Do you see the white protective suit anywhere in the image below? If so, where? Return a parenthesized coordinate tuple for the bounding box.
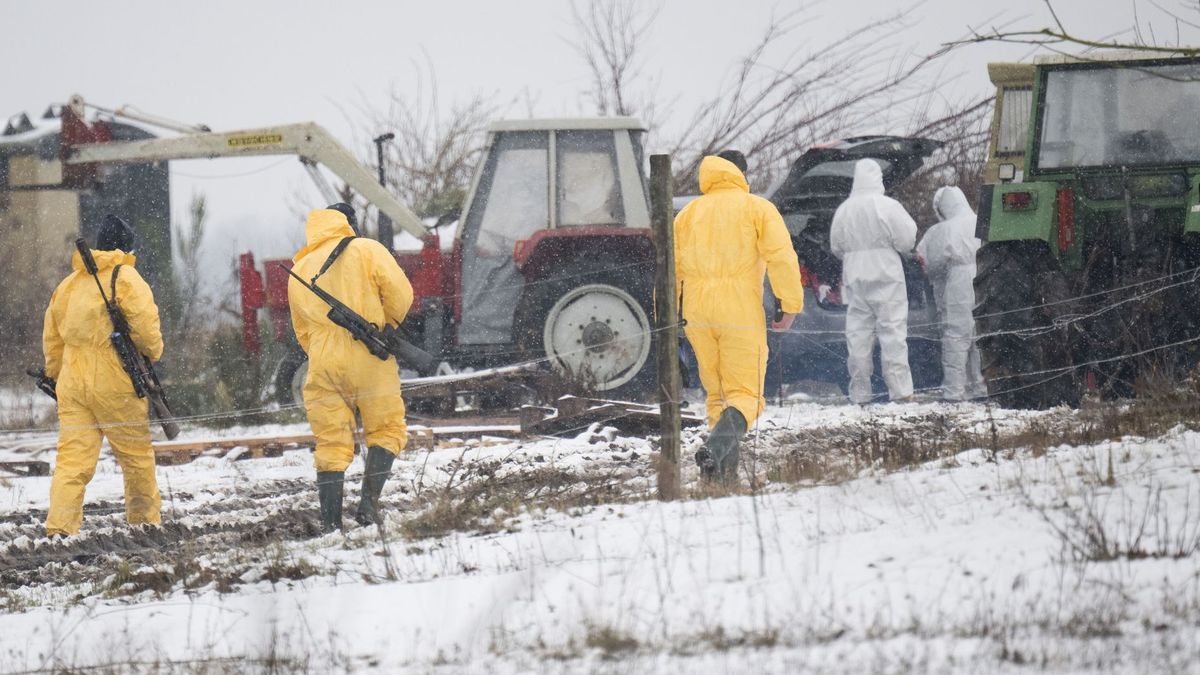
(917, 186, 987, 401)
(830, 159, 917, 403)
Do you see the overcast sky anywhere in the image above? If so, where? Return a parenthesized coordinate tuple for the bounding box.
(1, 0, 1191, 277)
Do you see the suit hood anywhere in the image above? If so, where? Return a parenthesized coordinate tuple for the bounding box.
(698, 155, 750, 195)
(933, 185, 974, 221)
(294, 209, 357, 262)
(71, 249, 136, 273)
(849, 158, 885, 196)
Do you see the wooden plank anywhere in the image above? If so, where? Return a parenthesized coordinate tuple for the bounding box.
(0, 460, 51, 477)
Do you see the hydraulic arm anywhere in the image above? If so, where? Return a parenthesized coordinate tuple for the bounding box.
(54, 95, 427, 241)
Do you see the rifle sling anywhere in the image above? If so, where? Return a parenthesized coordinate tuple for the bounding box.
(311, 236, 357, 286)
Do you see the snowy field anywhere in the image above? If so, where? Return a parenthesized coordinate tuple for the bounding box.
(0, 399, 1198, 673)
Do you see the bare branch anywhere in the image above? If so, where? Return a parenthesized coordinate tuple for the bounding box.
(948, 0, 1200, 55)
(568, 0, 662, 119)
(354, 57, 507, 225)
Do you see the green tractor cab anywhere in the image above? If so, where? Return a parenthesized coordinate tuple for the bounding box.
(976, 52, 1200, 408)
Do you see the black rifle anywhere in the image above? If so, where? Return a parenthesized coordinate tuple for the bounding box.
(75, 239, 180, 440)
(26, 367, 57, 401)
(285, 267, 437, 376)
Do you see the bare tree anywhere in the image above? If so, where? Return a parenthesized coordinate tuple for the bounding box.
(954, 0, 1200, 55)
(568, 1, 981, 193)
(171, 192, 208, 334)
(569, 0, 663, 122)
(357, 59, 505, 226)
(893, 97, 994, 225)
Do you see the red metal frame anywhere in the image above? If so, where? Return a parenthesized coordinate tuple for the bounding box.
(238, 253, 264, 355)
(1056, 187, 1076, 254)
(58, 104, 112, 188)
(512, 227, 650, 270)
(264, 259, 294, 342)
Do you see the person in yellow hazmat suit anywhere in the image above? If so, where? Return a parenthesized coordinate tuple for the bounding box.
(674, 151, 805, 482)
(43, 215, 164, 536)
(288, 203, 414, 533)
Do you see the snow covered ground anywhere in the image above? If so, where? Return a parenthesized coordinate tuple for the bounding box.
(0, 400, 1198, 673)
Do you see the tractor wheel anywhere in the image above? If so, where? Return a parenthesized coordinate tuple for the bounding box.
(974, 242, 1079, 409)
(517, 258, 656, 401)
(274, 347, 308, 407)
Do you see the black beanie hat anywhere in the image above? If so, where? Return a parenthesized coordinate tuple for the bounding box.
(96, 214, 135, 252)
(717, 150, 748, 174)
(326, 202, 358, 230)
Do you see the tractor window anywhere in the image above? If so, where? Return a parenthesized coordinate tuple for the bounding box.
(1037, 61, 1200, 170)
(997, 87, 1032, 156)
(474, 131, 548, 254)
(556, 130, 624, 227)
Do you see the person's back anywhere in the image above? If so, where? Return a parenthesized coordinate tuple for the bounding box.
(917, 186, 985, 401)
(918, 186, 978, 277)
(675, 160, 791, 327)
(289, 211, 411, 359)
(829, 159, 917, 404)
(830, 160, 916, 285)
(288, 205, 414, 532)
(674, 155, 804, 480)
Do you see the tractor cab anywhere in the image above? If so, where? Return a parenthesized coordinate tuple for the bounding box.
(451, 118, 656, 394)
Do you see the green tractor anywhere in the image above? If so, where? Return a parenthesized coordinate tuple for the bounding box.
(976, 52, 1200, 408)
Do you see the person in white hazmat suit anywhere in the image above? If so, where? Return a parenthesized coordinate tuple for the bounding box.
(830, 159, 918, 404)
(917, 185, 987, 401)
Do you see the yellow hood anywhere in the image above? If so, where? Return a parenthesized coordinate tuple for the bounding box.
(71, 248, 136, 273)
(698, 156, 750, 195)
(294, 209, 356, 262)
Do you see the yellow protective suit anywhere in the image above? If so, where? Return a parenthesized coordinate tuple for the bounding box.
(288, 209, 415, 473)
(43, 249, 164, 536)
(674, 156, 805, 427)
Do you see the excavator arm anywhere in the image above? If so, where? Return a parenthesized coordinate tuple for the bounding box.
(57, 96, 427, 239)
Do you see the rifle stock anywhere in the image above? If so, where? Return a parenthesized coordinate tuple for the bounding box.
(26, 368, 57, 401)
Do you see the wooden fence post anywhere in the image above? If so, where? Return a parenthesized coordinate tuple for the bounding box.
(650, 154, 681, 500)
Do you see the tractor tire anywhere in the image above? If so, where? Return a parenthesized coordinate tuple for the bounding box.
(516, 257, 656, 401)
(1169, 233, 1200, 378)
(974, 241, 1080, 409)
(274, 347, 308, 407)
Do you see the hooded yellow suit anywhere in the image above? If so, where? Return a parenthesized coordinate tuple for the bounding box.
(288, 209, 414, 472)
(43, 249, 164, 535)
(674, 156, 805, 426)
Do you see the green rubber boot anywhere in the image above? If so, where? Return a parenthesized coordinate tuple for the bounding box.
(355, 446, 396, 526)
(699, 408, 747, 483)
(317, 471, 344, 534)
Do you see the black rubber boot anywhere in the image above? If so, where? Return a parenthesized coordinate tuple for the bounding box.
(694, 447, 717, 479)
(355, 446, 396, 526)
(701, 408, 747, 483)
(317, 471, 344, 534)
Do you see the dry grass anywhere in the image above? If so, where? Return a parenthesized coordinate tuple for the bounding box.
(583, 623, 641, 658)
(400, 458, 646, 540)
(755, 382, 1200, 489)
